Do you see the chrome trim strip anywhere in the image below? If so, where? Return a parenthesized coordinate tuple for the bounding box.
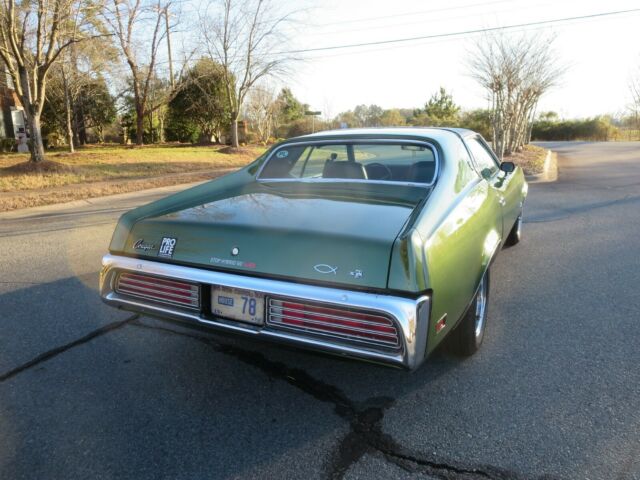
(256, 139, 440, 188)
(266, 322, 400, 350)
(267, 309, 398, 337)
(118, 275, 199, 293)
(117, 283, 199, 301)
(115, 289, 200, 309)
(100, 254, 431, 369)
(267, 312, 399, 341)
(268, 299, 395, 326)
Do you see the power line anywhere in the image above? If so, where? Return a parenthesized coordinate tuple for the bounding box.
(278, 7, 640, 55)
(324, 0, 512, 26)
(304, 0, 555, 38)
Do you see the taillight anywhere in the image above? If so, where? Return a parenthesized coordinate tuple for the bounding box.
(267, 298, 400, 350)
(115, 272, 200, 310)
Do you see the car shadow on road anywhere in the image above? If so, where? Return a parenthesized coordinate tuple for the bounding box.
(0, 273, 465, 480)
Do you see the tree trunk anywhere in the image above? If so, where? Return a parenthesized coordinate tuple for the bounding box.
(230, 115, 239, 148)
(136, 106, 145, 145)
(77, 97, 88, 145)
(62, 70, 75, 153)
(159, 112, 165, 143)
(26, 112, 46, 163)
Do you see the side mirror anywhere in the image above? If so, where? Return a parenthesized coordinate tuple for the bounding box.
(500, 161, 515, 174)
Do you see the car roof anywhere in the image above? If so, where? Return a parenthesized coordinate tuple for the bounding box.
(295, 126, 477, 142)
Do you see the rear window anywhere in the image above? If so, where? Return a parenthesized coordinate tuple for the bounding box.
(259, 142, 437, 184)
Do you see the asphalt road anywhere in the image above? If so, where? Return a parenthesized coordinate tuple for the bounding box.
(1, 142, 639, 480)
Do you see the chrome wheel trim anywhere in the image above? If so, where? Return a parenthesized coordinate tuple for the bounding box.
(474, 275, 488, 339)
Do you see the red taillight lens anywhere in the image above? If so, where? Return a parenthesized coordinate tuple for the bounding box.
(115, 272, 200, 309)
(267, 298, 400, 349)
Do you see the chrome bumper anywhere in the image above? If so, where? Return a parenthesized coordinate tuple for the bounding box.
(100, 254, 430, 370)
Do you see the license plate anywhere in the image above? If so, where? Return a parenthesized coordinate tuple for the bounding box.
(211, 286, 265, 325)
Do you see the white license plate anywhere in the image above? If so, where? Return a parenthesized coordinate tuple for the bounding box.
(211, 286, 265, 325)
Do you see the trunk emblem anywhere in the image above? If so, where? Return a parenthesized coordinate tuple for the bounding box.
(314, 264, 338, 275)
(133, 239, 155, 252)
(350, 269, 363, 279)
(231, 247, 239, 256)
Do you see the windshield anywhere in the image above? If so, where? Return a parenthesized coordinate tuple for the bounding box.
(258, 142, 437, 184)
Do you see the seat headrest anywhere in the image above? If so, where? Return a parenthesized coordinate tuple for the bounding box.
(322, 161, 368, 180)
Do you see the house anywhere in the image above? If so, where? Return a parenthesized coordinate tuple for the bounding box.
(0, 67, 26, 141)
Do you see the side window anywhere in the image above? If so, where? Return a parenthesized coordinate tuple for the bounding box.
(466, 138, 499, 177)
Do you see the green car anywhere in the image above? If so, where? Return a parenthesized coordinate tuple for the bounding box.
(100, 128, 527, 370)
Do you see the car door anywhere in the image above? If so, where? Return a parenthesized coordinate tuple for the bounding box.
(464, 135, 519, 241)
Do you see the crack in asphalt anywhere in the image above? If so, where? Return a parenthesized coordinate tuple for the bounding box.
(0, 313, 555, 479)
(0, 314, 139, 383)
(129, 319, 535, 480)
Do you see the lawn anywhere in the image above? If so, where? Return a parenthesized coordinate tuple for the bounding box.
(0, 144, 264, 211)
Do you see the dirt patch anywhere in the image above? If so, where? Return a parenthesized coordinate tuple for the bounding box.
(217, 146, 255, 155)
(0, 168, 237, 212)
(505, 144, 547, 175)
(1, 159, 76, 175)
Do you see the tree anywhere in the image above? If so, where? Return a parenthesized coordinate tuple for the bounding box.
(379, 109, 406, 127)
(106, 0, 173, 145)
(458, 109, 492, 139)
(629, 68, 640, 132)
(245, 85, 276, 144)
(0, 0, 101, 162)
(166, 57, 230, 143)
(200, 0, 294, 148)
(352, 104, 383, 127)
(469, 33, 564, 158)
(419, 87, 460, 126)
(43, 43, 117, 148)
(275, 87, 304, 123)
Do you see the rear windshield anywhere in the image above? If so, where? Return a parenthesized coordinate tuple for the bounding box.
(259, 142, 437, 184)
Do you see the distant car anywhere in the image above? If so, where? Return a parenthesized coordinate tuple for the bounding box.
(100, 128, 527, 370)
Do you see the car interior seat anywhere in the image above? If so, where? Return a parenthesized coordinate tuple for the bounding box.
(322, 159, 368, 179)
(407, 161, 435, 183)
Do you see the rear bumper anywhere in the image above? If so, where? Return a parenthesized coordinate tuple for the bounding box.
(100, 254, 430, 370)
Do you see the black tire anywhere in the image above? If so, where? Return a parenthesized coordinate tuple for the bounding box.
(448, 269, 490, 356)
(505, 209, 523, 247)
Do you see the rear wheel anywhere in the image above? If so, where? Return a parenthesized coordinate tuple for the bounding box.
(448, 269, 489, 356)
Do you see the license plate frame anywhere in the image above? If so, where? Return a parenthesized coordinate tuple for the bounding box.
(211, 286, 265, 325)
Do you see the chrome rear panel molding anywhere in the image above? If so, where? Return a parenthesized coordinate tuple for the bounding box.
(100, 254, 430, 369)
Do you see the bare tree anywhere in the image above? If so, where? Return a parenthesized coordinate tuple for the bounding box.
(200, 0, 293, 148)
(469, 33, 564, 159)
(0, 0, 101, 162)
(245, 85, 276, 143)
(105, 0, 171, 145)
(629, 67, 640, 134)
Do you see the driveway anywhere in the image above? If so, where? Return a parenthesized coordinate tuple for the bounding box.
(1, 142, 639, 479)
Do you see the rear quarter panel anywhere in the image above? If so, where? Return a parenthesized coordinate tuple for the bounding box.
(388, 135, 503, 355)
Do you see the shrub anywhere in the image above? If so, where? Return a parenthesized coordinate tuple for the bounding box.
(0, 138, 15, 153)
(532, 117, 619, 141)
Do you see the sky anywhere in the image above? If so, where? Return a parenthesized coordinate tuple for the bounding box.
(266, 0, 640, 120)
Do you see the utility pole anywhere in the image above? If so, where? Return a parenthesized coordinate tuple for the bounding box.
(165, 5, 174, 88)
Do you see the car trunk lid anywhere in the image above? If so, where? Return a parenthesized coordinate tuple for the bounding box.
(119, 182, 429, 289)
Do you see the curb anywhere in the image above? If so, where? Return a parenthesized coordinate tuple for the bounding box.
(525, 150, 557, 183)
